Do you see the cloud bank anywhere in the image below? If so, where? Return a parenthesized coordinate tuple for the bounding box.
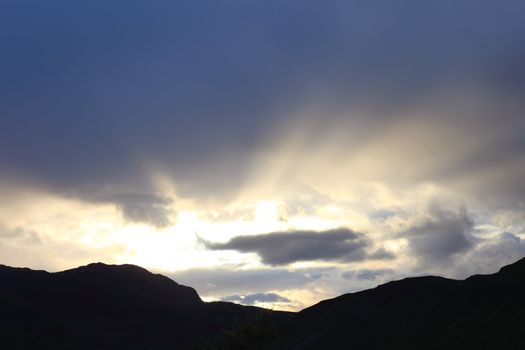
(1, 1, 524, 221)
(1, 1, 525, 309)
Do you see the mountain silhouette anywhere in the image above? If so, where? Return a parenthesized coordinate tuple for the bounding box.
(0, 262, 291, 350)
(276, 257, 525, 349)
(2, 258, 525, 349)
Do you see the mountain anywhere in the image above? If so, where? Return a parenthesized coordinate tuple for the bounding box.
(0, 263, 292, 350)
(2, 258, 525, 349)
(276, 257, 525, 350)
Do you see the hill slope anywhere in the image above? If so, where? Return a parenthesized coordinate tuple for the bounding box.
(276, 257, 525, 350)
(0, 263, 291, 350)
(2, 258, 525, 349)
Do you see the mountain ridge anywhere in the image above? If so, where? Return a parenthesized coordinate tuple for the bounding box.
(276, 257, 525, 349)
(2, 257, 525, 349)
(0, 261, 292, 349)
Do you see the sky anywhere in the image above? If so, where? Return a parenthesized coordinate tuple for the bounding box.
(1, 1, 525, 311)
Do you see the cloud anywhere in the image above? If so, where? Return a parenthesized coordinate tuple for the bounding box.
(168, 266, 331, 297)
(203, 228, 375, 265)
(342, 268, 395, 281)
(221, 293, 290, 306)
(86, 191, 173, 227)
(369, 209, 397, 221)
(451, 232, 525, 278)
(368, 247, 396, 260)
(0, 0, 524, 208)
(1, 0, 525, 308)
(402, 205, 477, 269)
(0, 224, 41, 245)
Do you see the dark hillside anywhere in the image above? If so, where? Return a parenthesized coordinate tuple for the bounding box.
(0, 263, 291, 350)
(276, 258, 525, 350)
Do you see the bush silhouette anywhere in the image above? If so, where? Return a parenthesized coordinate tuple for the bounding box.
(199, 310, 278, 350)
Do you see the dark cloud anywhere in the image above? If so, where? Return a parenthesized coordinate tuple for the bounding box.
(85, 191, 173, 227)
(204, 228, 373, 265)
(1, 0, 524, 208)
(403, 205, 476, 268)
(221, 293, 290, 306)
(342, 268, 395, 281)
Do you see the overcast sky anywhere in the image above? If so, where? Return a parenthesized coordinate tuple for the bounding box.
(1, 1, 525, 310)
